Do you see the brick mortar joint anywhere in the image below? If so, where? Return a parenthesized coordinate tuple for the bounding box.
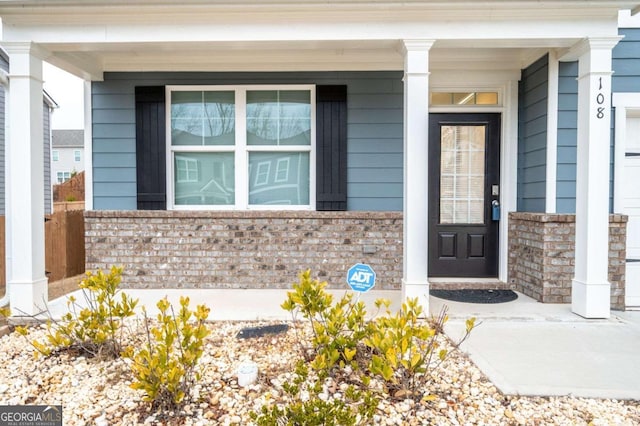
(85, 210, 404, 220)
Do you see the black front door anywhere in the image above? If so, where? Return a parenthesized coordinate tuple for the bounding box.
(428, 113, 501, 277)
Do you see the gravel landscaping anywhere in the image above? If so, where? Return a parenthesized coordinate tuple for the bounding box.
(0, 319, 639, 425)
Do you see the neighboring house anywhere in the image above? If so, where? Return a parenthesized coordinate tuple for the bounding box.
(51, 129, 84, 184)
(1, 1, 639, 319)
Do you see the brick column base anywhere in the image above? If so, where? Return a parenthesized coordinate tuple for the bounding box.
(508, 212, 627, 310)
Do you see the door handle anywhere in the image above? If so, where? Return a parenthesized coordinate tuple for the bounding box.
(491, 200, 500, 221)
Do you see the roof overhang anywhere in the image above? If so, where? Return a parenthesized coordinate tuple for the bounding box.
(0, 1, 637, 80)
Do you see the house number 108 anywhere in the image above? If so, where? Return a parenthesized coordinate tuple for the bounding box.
(596, 77, 605, 119)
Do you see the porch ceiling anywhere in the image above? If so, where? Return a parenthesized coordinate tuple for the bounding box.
(37, 41, 556, 80)
(0, 0, 633, 80)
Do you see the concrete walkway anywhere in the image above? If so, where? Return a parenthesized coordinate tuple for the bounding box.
(431, 292, 640, 400)
(43, 288, 640, 400)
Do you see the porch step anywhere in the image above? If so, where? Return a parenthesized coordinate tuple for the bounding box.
(429, 278, 512, 291)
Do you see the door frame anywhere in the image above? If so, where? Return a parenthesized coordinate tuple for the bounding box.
(428, 113, 501, 277)
(612, 93, 640, 309)
(429, 70, 520, 282)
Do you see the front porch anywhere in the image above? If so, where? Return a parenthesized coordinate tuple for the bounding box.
(0, 0, 634, 319)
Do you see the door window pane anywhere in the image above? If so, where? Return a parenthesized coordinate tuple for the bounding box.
(171, 91, 235, 146)
(247, 90, 311, 146)
(440, 125, 486, 224)
(174, 152, 235, 205)
(248, 152, 309, 205)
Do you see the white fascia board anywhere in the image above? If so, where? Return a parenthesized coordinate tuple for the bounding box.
(2, 16, 619, 44)
(0, 2, 637, 22)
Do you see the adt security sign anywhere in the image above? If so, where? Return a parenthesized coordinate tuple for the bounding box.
(347, 263, 376, 293)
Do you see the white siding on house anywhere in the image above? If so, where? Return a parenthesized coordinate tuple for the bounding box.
(52, 129, 84, 187)
(52, 147, 84, 183)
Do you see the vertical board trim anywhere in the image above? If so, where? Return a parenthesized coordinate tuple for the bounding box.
(135, 86, 167, 210)
(316, 85, 347, 211)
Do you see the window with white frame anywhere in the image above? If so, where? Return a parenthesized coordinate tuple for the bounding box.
(57, 171, 71, 183)
(168, 85, 314, 209)
(52, 150, 59, 161)
(74, 150, 81, 162)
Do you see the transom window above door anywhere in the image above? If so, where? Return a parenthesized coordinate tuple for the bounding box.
(167, 85, 315, 210)
(430, 92, 499, 106)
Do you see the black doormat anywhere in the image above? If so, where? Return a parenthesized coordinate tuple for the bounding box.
(430, 289, 518, 304)
(236, 323, 289, 339)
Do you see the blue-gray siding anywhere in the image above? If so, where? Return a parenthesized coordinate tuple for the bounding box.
(0, 53, 52, 215)
(556, 61, 578, 214)
(92, 71, 404, 211)
(555, 27, 638, 214)
(517, 54, 548, 212)
(613, 28, 640, 93)
(612, 28, 640, 209)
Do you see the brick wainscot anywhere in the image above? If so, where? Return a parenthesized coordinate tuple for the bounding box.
(508, 212, 627, 310)
(85, 211, 403, 289)
(85, 210, 627, 310)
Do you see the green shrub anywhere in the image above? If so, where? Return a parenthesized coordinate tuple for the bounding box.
(282, 269, 476, 400)
(366, 299, 475, 398)
(65, 195, 77, 202)
(16, 266, 138, 358)
(282, 269, 370, 375)
(123, 296, 210, 412)
(250, 360, 378, 426)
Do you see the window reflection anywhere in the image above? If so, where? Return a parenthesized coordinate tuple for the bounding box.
(247, 91, 311, 146)
(174, 152, 235, 205)
(248, 152, 309, 205)
(171, 91, 235, 146)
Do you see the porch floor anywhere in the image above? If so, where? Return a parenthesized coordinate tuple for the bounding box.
(42, 288, 640, 400)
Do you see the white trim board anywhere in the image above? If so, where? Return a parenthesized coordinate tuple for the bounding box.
(612, 92, 640, 310)
(612, 93, 640, 213)
(429, 69, 519, 283)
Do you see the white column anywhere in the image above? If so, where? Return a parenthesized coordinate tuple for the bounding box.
(401, 40, 433, 312)
(571, 37, 620, 319)
(4, 42, 48, 316)
(83, 79, 93, 210)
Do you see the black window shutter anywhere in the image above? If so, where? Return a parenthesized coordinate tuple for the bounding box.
(316, 85, 347, 211)
(135, 86, 166, 210)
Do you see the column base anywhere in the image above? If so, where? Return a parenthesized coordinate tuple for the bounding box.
(9, 277, 48, 317)
(571, 279, 610, 319)
(402, 279, 430, 316)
